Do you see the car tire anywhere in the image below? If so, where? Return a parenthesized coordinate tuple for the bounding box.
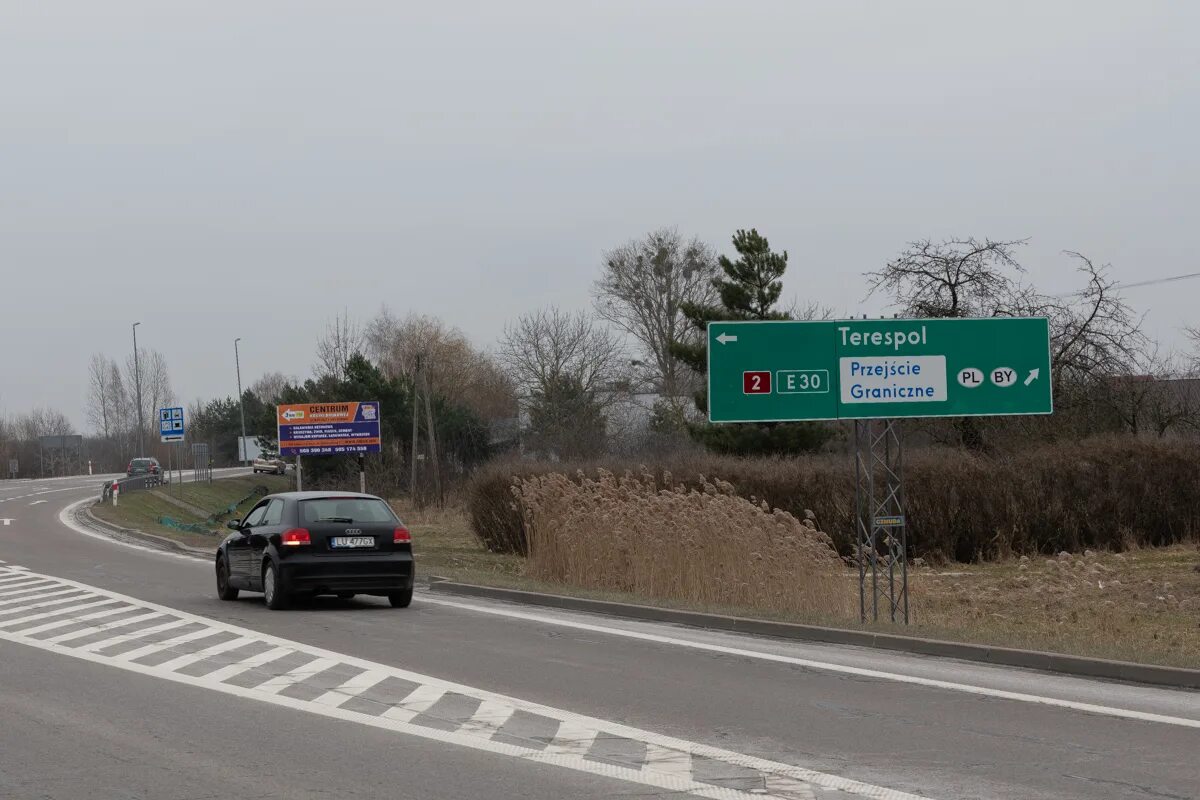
(215, 557, 239, 601)
(388, 587, 413, 608)
(263, 562, 289, 610)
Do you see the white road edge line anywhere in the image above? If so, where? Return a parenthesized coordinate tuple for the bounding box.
(55, 498, 1200, 730)
(417, 596, 1200, 730)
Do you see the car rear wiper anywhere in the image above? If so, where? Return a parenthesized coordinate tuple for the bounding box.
(316, 517, 354, 523)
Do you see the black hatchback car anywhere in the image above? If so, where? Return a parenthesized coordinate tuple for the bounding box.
(126, 457, 161, 477)
(215, 491, 414, 610)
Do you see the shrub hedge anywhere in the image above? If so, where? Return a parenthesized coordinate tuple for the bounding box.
(465, 436, 1200, 563)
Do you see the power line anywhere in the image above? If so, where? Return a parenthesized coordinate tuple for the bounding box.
(1051, 270, 1200, 297)
(1115, 271, 1200, 291)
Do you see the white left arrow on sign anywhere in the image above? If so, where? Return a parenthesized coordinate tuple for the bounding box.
(716, 333, 738, 345)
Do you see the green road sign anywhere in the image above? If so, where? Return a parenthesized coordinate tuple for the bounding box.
(707, 317, 1052, 422)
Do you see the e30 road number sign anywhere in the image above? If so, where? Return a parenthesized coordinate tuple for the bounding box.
(707, 317, 1052, 422)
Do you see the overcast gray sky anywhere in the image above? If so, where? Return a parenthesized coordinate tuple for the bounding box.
(3, 1, 1197, 429)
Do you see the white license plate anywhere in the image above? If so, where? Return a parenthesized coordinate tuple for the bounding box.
(330, 536, 374, 549)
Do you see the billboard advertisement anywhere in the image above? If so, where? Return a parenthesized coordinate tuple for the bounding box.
(276, 401, 381, 456)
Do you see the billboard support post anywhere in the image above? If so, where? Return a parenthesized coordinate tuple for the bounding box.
(295, 456, 303, 492)
(359, 453, 366, 494)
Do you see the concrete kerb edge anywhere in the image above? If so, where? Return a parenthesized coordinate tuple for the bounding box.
(427, 579, 1200, 690)
(81, 503, 214, 559)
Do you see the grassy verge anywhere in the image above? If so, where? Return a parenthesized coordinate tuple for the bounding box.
(396, 499, 1200, 669)
(91, 475, 290, 549)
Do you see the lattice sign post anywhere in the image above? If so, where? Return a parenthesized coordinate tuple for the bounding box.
(707, 317, 1053, 623)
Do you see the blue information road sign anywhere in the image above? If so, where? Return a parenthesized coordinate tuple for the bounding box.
(159, 407, 185, 443)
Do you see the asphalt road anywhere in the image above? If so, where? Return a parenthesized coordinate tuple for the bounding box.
(1, 476, 1198, 800)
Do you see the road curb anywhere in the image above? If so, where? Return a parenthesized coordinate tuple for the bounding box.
(81, 503, 214, 559)
(427, 580, 1200, 689)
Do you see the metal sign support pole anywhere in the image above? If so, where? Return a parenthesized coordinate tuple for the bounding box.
(854, 418, 908, 624)
(295, 455, 303, 492)
(359, 453, 366, 494)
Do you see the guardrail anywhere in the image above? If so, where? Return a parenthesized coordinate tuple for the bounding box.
(100, 473, 168, 501)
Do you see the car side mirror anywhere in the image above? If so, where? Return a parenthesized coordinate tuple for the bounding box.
(226, 520, 242, 532)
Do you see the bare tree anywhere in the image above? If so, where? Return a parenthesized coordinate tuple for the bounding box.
(1186, 326, 1200, 374)
(1038, 252, 1145, 398)
(124, 349, 174, 448)
(107, 364, 132, 453)
(866, 238, 1028, 318)
(13, 408, 75, 439)
(86, 354, 118, 439)
(498, 307, 628, 401)
(314, 309, 366, 380)
(1106, 349, 1200, 437)
(593, 229, 718, 403)
(868, 239, 1147, 446)
(367, 308, 517, 422)
(249, 371, 294, 404)
(869, 240, 1144, 387)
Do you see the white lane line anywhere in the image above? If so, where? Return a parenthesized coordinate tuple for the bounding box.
(57, 499, 204, 562)
(255, 657, 342, 696)
(420, 595, 1200, 730)
(32, 501, 1200, 730)
(29, 500, 47, 506)
(203, 645, 295, 684)
(545, 720, 600, 756)
(0, 566, 930, 800)
(459, 699, 517, 736)
(642, 744, 695, 779)
(312, 669, 390, 708)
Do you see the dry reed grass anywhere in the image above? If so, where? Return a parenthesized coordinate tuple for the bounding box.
(514, 469, 855, 618)
(468, 436, 1200, 563)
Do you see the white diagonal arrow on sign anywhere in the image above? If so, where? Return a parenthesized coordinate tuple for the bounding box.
(1024, 368, 1040, 386)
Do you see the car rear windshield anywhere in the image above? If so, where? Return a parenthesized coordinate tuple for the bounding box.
(132, 459, 153, 467)
(299, 498, 398, 525)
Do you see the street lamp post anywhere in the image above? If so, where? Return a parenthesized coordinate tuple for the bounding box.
(132, 322, 144, 457)
(234, 338, 248, 467)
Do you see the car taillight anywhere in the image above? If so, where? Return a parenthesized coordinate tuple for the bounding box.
(282, 528, 311, 546)
(393, 527, 411, 544)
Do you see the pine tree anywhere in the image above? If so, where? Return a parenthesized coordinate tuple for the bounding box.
(669, 229, 833, 455)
